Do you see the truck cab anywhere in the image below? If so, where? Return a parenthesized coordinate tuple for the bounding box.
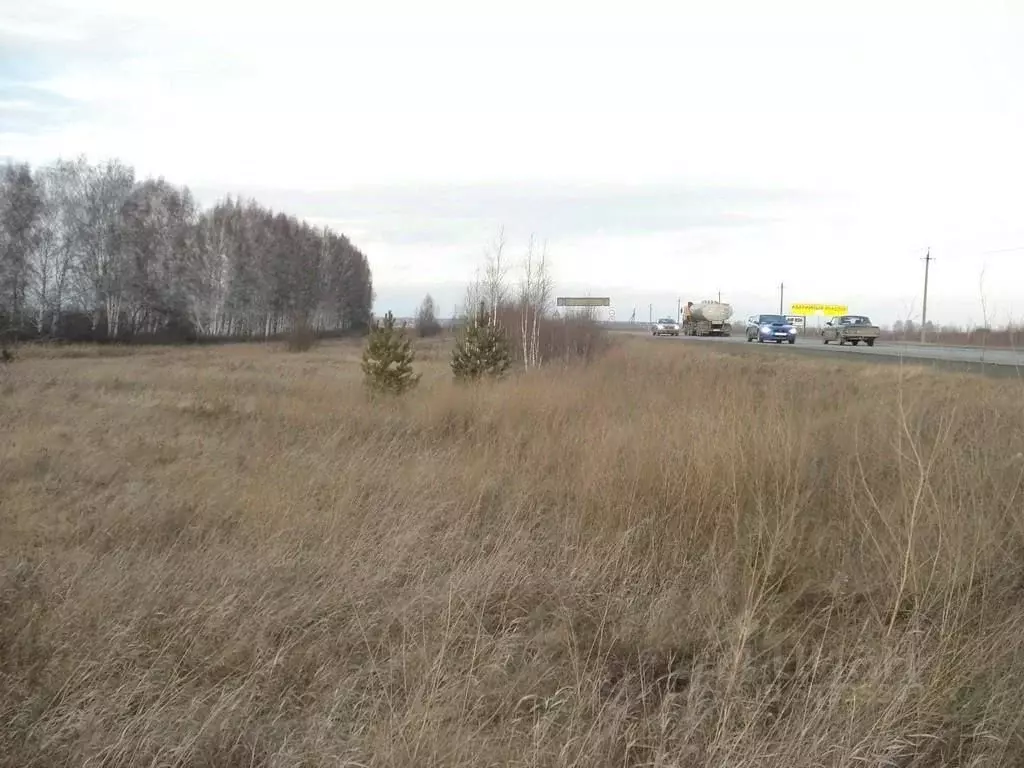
(821, 315, 880, 346)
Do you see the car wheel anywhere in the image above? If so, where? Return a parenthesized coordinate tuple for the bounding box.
(852, 340, 859, 346)
(788, 338, 795, 344)
(866, 338, 875, 347)
(823, 337, 829, 344)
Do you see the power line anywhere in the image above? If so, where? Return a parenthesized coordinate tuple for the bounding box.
(981, 245, 1024, 255)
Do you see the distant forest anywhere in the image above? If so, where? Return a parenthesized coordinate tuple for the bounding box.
(0, 158, 373, 343)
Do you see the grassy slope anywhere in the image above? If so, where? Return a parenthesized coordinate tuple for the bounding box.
(3, 337, 1024, 767)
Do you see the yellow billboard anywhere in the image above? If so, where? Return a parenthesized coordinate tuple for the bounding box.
(789, 303, 848, 317)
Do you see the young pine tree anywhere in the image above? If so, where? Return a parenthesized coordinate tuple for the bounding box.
(451, 301, 512, 381)
(361, 311, 421, 395)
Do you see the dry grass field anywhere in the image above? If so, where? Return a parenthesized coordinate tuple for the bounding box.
(3, 335, 1024, 767)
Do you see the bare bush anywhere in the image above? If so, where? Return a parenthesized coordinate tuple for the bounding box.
(460, 229, 608, 368)
(284, 314, 317, 352)
(490, 302, 610, 366)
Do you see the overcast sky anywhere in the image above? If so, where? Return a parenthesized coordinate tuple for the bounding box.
(2, 0, 1023, 325)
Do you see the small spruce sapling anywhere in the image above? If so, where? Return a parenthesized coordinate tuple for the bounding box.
(361, 311, 421, 395)
(451, 301, 512, 381)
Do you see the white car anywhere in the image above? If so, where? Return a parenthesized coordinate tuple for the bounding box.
(651, 317, 680, 336)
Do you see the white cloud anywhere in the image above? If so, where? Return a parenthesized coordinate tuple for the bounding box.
(2, 0, 1023, 325)
(0, 18, 84, 41)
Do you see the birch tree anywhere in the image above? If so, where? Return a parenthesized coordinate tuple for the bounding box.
(0, 157, 375, 342)
(482, 226, 511, 325)
(0, 163, 43, 333)
(518, 235, 553, 369)
(34, 159, 88, 334)
(75, 160, 135, 337)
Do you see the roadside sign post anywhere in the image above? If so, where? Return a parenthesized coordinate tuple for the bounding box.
(556, 297, 612, 322)
(789, 303, 848, 317)
(790, 304, 847, 333)
(556, 297, 611, 307)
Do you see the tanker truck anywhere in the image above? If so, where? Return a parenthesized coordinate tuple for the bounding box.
(681, 300, 733, 337)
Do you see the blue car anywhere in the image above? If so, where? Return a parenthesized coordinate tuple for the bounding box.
(745, 314, 797, 344)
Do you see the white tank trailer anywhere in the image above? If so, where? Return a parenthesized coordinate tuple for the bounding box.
(682, 300, 733, 337)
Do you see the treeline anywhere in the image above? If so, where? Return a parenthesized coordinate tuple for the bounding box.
(0, 157, 372, 343)
(886, 320, 1023, 348)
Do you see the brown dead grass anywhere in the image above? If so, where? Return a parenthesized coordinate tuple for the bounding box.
(3, 336, 1024, 767)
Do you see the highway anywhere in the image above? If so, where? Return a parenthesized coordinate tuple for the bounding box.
(651, 332, 1024, 375)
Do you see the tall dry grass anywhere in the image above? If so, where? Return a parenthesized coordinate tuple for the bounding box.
(3, 337, 1024, 767)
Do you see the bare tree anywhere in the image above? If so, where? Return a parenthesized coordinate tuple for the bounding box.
(74, 159, 135, 337)
(188, 201, 232, 336)
(461, 264, 483, 325)
(31, 173, 59, 334)
(416, 293, 441, 337)
(481, 226, 510, 325)
(0, 156, 376, 343)
(518, 234, 553, 369)
(34, 159, 88, 335)
(0, 163, 44, 333)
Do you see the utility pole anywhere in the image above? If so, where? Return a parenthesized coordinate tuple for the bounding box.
(921, 248, 933, 343)
(779, 282, 785, 315)
(718, 290, 721, 303)
(649, 304, 653, 324)
(677, 297, 681, 322)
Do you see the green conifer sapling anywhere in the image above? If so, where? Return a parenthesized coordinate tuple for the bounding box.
(451, 301, 512, 380)
(361, 311, 421, 395)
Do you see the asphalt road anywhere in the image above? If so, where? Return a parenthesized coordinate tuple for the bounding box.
(647, 331, 1024, 376)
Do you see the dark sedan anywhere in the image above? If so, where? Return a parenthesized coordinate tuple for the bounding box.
(745, 314, 797, 344)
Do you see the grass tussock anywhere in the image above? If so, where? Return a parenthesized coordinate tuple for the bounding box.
(3, 336, 1024, 767)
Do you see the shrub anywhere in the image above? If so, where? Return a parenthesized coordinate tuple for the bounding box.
(360, 311, 420, 395)
(490, 302, 610, 366)
(451, 302, 512, 381)
(285, 315, 317, 352)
